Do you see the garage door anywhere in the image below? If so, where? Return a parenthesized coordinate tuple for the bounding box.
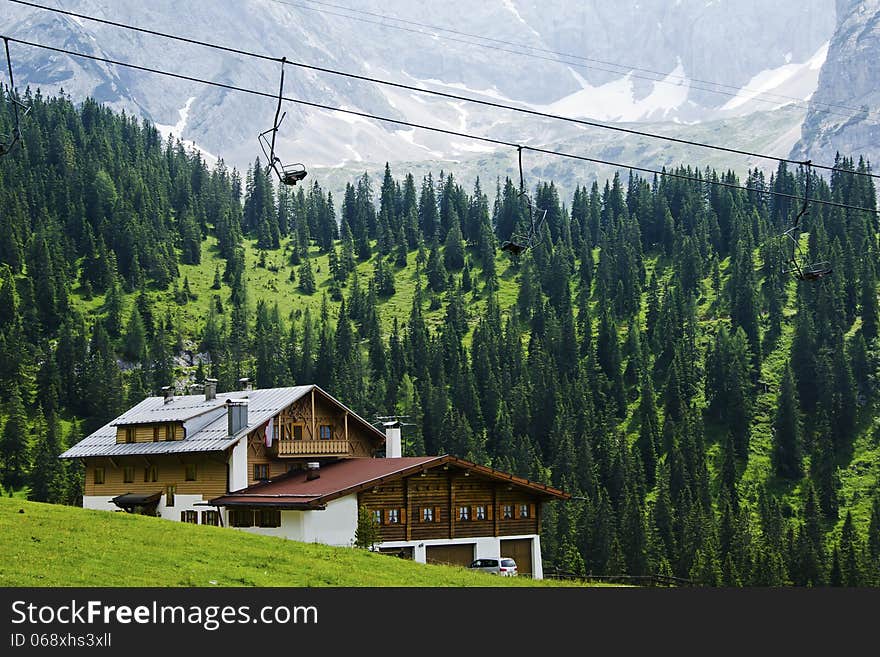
(501, 539, 533, 577)
(425, 543, 475, 567)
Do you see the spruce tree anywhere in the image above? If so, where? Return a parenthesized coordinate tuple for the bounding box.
(0, 387, 29, 492)
(772, 364, 802, 479)
(28, 407, 66, 503)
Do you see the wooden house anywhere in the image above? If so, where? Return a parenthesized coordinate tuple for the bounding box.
(61, 383, 568, 578)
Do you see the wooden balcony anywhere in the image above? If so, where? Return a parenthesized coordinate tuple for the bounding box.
(269, 439, 350, 457)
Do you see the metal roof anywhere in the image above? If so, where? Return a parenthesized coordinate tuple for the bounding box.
(60, 386, 313, 459)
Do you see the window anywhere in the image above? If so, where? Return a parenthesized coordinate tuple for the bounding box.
(293, 424, 303, 441)
(144, 465, 158, 482)
(319, 424, 332, 440)
(388, 508, 400, 524)
(124, 427, 135, 443)
(164, 424, 174, 441)
(185, 464, 198, 481)
(257, 509, 281, 528)
(180, 510, 198, 524)
(503, 504, 513, 520)
(519, 504, 529, 519)
(230, 509, 254, 527)
(152, 426, 160, 442)
(422, 507, 434, 523)
(254, 464, 270, 481)
(94, 467, 105, 485)
(458, 506, 470, 521)
(123, 466, 135, 483)
(372, 509, 382, 525)
(201, 510, 221, 526)
(166, 485, 176, 507)
(475, 505, 486, 520)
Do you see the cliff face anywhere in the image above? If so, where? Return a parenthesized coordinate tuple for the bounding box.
(792, 0, 880, 165)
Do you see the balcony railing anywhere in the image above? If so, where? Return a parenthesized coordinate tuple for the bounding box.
(270, 439, 350, 457)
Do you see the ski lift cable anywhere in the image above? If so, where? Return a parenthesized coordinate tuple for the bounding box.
(0, 36, 29, 156)
(8, 0, 880, 181)
(3, 33, 879, 216)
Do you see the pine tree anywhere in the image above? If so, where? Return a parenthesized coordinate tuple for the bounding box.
(122, 306, 147, 362)
(28, 407, 66, 503)
(298, 256, 316, 295)
(443, 219, 465, 271)
(0, 387, 29, 491)
(772, 364, 802, 479)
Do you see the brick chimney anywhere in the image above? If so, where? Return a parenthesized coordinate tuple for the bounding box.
(204, 378, 217, 402)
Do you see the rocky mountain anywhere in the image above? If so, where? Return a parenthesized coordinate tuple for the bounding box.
(0, 0, 853, 181)
(792, 0, 880, 168)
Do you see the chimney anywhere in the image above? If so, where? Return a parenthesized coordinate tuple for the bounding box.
(305, 461, 320, 481)
(226, 399, 248, 436)
(162, 386, 174, 404)
(204, 378, 217, 402)
(383, 420, 402, 458)
(239, 377, 253, 392)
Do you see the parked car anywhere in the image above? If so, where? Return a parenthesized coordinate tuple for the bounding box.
(467, 557, 518, 576)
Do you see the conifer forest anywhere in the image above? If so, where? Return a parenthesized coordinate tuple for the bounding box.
(1, 90, 879, 586)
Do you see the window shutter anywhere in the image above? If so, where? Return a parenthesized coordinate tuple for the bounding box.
(471, 505, 476, 520)
(383, 509, 388, 525)
(434, 506, 440, 523)
(487, 504, 493, 520)
(529, 503, 536, 519)
(400, 507, 406, 524)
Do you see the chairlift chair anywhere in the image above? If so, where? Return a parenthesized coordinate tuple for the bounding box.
(259, 57, 308, 186)
(500, 146, 547, 258)
(778, 161, 831, 283)
(258, 113, 307, 186)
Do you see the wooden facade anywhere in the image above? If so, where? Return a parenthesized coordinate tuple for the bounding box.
(247, 390, 378, 486)
(83, 455, 228, 499)
(357, 468, 542, 543)
(115, 422, 184, 444)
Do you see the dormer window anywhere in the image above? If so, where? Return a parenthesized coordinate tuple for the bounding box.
(124, 427, 135, 443)
(164, 424, 174, 441)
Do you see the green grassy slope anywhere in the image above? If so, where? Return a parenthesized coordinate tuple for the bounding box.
(0, 498, 590, 587)
(71, 236, 520, 347)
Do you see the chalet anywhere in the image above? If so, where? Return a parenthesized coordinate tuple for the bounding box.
(60, 383, 568, 578)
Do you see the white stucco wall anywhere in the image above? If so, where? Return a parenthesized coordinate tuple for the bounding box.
(83, 494, 208, 521)
(230, 496, 357, 546)
(301, 496, 358, 546)
(228, 437, 248, 492)
(83, 495, 123, 512)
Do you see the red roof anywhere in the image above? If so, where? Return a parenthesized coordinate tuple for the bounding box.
(209, 455, 569, 508)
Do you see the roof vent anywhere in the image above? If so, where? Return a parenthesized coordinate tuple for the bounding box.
(305, 461, 320, 481)
(162, 386, 174, 404)
(239, 377, 253, 391)
(204, 378, 217, 402)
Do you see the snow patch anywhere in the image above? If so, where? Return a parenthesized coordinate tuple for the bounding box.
(539, 60, 691, 122)
(414, 76, 511, 102)
(720, 42, 828, 114)
(155, 97, 217, 165)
